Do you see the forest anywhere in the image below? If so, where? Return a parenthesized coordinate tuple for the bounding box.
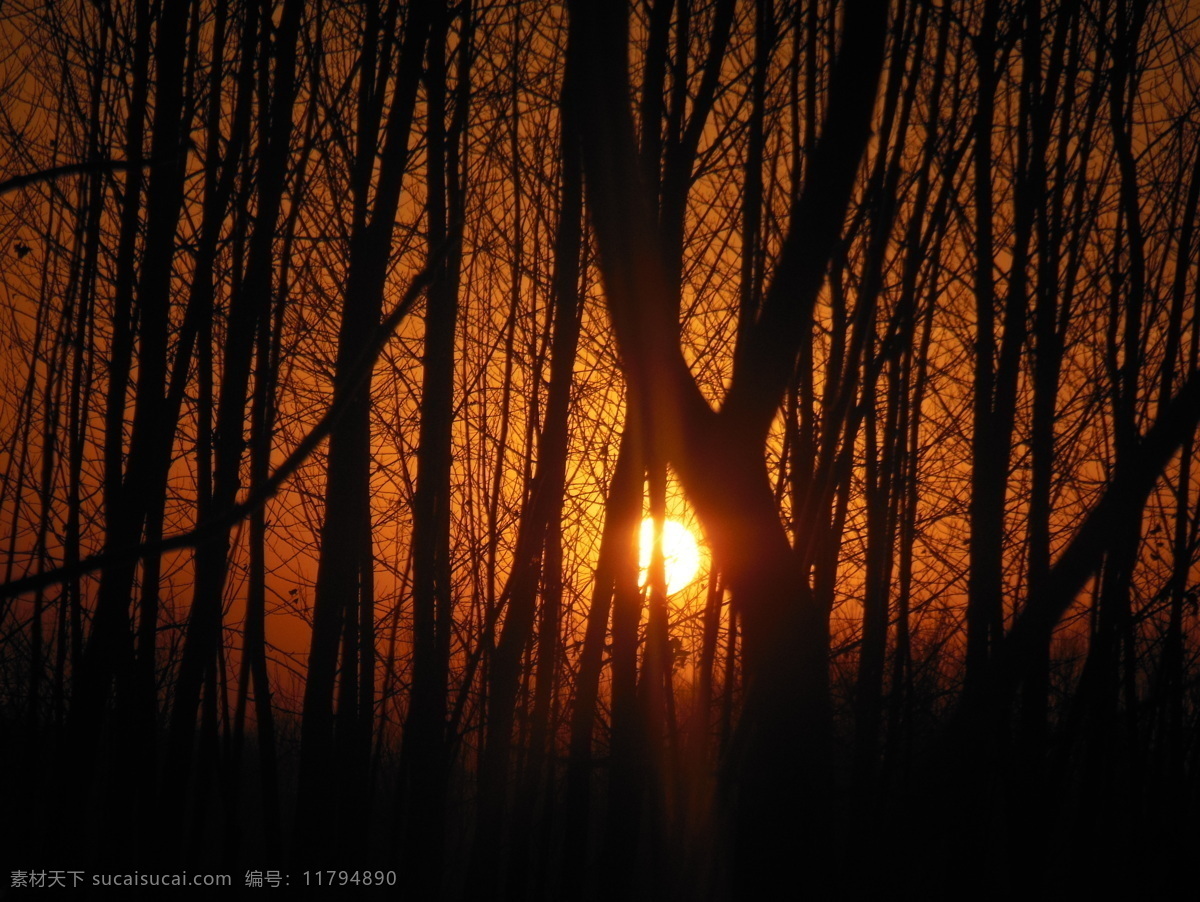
(1, 0, 1199, 897)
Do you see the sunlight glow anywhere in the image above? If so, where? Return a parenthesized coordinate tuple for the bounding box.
(638, 518, 702, 596)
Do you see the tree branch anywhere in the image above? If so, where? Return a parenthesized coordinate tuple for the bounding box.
(0, 245, 448, 604)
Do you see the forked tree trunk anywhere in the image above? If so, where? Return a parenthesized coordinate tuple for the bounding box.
(566, 1, 887, 891)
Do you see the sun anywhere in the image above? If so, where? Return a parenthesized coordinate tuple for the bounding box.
(638, 517, 702, 596)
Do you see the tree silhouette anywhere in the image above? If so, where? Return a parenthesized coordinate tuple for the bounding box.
(1, 0, 1199, 897)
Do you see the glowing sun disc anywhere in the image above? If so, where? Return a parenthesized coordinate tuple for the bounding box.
(638, 518, 701, 596)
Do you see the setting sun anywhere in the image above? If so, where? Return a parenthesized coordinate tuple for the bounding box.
(638, 518, 702, 596)
(4, 0, 1197, 894)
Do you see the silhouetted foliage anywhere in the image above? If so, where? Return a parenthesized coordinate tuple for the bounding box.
(1, 0, 1199, 897)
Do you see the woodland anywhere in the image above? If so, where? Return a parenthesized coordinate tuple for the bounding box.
(1, 0, 1200, 897)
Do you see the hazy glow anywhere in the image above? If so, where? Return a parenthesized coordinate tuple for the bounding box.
(638, 518, 701, 596)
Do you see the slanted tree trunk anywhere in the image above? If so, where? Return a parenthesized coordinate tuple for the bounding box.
(166, 1, 303, 861)
(58, 0, 195, 863)
(469, 17, 589, 889)
(297, 0, 433, 865)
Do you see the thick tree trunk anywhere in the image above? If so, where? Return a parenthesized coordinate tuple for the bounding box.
(567, 0, 886, 890)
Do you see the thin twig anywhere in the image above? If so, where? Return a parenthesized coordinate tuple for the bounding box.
(0, 238, 451, 602)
